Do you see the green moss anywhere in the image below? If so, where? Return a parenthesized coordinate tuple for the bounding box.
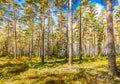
(0, 56, 120, 83)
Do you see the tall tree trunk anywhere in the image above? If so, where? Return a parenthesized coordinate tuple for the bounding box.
(68, 0, 73, 64)
(41, 1, 45, 63)
(7, 5, 10, 56)
(106, 0, 117, 74)
(97, 24, 102, 55)
(29, 17, 34, 59)
(65, 0, 69, 60)
(119, 32, 120, 54)
(29, 38, 32, 58)
(28, 38, 30, 57)
(20, 43, 22, 57)
(13, 0, 17, 59)
(79, 1, 82, 60)
(97, 39, 101, 55)
(84, 21, 87, 55)
(47, 1, 50, 59)
(59, 9, 63, 58)
(89, 41, 91, 56)
(93, 25, 96, 56)
(102, 25, 106, 55)
(38, 39, 40, 57)
(29, 5, 34, 59)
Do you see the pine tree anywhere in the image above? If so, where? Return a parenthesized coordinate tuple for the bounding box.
(106, 0, 117, 74)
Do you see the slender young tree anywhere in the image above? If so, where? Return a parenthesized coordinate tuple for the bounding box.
(79, 0, 82, 60)
(12, 0, 17, 59)
(7, 4, 11, 56)
(41, 0, 45, 63)
(68, 0, 73, 64)
(47, 1, 50, 59)
(29, 4, 34, 59)
(106, 0, 117, 74)
(65, 0, 69, 60)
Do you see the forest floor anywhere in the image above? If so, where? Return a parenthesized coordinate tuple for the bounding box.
(0, 56, 120, 84)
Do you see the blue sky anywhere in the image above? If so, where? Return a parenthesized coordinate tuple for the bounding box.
(15, 0, 25, 5)
(73, 0, 120, 9)
(16, 0, 120, 11)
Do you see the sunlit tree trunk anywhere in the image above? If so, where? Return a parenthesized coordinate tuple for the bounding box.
(89, 41, 91, 56)
(7, 5, 10, 56)
(28, 38, 30, 57)
(93, 25, 96, 56)
(29, 17, 34, 58)
(106, 0, 117, 74)
(37, 38, 40, 57)
(79, 0, 82, 60)
(68, 0, 73, 64)
(47, 1, 50, 59)
(65, 0, 69, 60)
(41, 1, 45, 63)
(20, 43, 22, 57)
(29, 4, 34, 59)
(13, 0, 17, 59)
(119, 32, 120, 54)
(97, 24, 102, 55)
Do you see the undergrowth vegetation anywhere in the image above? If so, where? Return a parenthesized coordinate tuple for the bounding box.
(0, 56, 120, 84)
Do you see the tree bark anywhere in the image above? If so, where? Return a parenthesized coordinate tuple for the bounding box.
(28, 38, 30, 57)
(7, 5, 10, 56)
(13, 0, 17, 59)
(93, 25, 96, 56)
(41, 1, 45, 63)
(106, 0, 117, 74)
(68, 0, 73, 64)
(89, 41, 91, 56)
(65, 0, 69, 60)
(79, 0, 82, 60)
(47, 2, 50, 59)
(29, 4, 34, 59)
